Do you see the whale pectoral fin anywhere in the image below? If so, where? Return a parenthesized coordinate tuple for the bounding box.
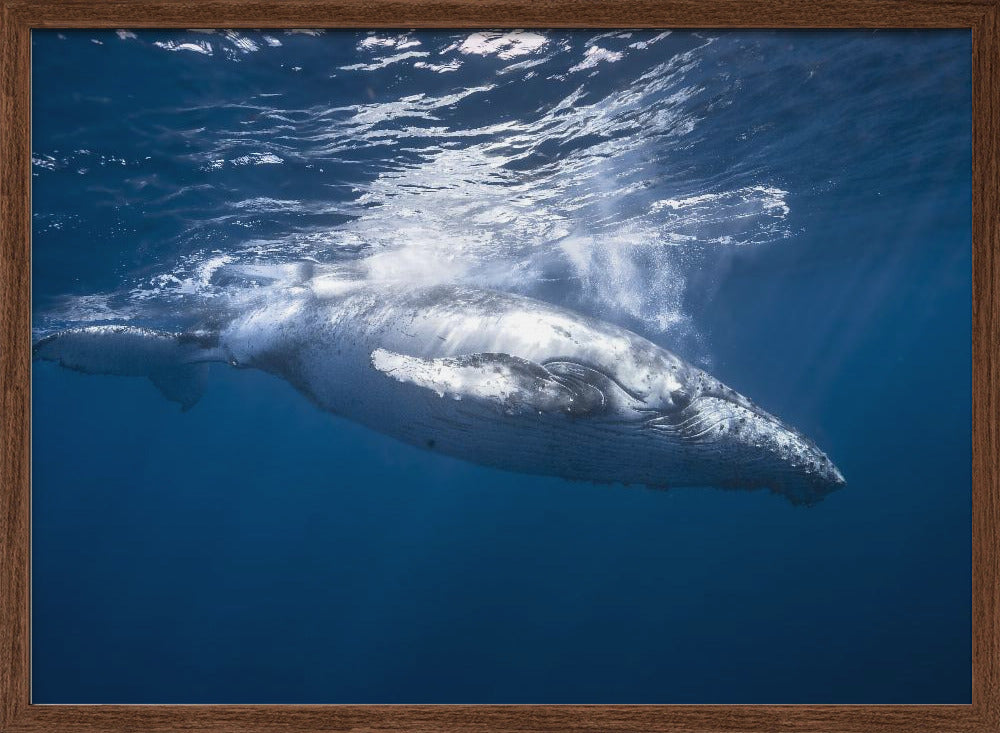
(33, 326, 218, 410)
(370, 349, 606, 416)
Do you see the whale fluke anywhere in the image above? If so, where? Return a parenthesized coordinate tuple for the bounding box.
(33, 325, 218, 410)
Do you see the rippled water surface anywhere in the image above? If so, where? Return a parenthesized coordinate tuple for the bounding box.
(32, 29, 971, 702)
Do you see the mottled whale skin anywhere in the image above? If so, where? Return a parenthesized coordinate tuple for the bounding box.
(35, 279, 844, 504)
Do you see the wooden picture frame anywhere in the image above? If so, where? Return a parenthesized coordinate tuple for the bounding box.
(2, 1, 997, 730)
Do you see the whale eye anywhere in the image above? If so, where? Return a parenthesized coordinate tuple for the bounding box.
(671, 389, 693, 410)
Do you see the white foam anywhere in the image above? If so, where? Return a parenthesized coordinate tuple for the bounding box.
(629, 31, 672, 50)
(415, 59, 462, 73)
(569, 46, 624, 73)
(652, 186, 790, 219)
(86, 31, 790, 359)
(153, 40, 213, 55)
(339, 50, 430, 71)
(458, 32, 548, 60)
(32, 154, 58, 170)
(230, 152, 283, 166)
(45, 294, 136, 325)
(223, 31, 259, 54)
(359, 35, 399, 49)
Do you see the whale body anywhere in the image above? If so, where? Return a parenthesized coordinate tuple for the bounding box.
(34, 276, 845, 504)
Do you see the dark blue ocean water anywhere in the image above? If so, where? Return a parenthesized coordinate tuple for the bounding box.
(31, 29, 971, 703)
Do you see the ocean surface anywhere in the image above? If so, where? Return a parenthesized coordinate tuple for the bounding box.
(31, 29, 971, 703)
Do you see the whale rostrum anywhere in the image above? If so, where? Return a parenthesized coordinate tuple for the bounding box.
(34, 281, 845, 504)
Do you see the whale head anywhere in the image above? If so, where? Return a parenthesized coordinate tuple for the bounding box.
(638, 363, 845, 505)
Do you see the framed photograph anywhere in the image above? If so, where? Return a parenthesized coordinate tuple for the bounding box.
(2, 1, 998, 731)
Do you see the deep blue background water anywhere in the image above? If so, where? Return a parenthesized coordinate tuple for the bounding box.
(31, 30, 971, 703)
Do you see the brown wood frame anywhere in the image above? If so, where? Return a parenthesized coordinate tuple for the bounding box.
(2, 1, 997, 731)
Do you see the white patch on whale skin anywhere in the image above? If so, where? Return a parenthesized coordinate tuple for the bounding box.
(432, 307, 686, 406)
(371, 348, 546, 405)
(370, 348, 603, 416)
(373, 348, 492, 400)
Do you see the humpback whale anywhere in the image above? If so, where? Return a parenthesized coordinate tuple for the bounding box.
(34, 273, 844, 504)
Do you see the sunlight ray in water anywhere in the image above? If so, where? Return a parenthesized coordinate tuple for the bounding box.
(33, 30, 793, 362)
